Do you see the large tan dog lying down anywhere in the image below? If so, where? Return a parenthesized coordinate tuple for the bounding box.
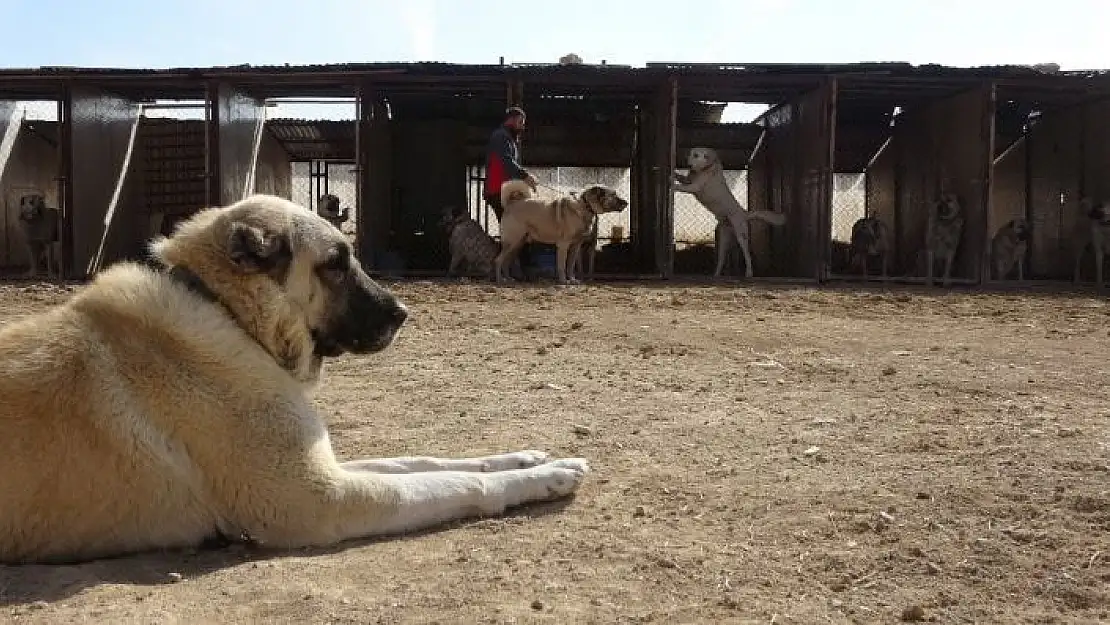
(0, 194, 589, 564)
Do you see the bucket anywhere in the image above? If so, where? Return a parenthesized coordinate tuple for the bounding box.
(531, 244, 557, 278)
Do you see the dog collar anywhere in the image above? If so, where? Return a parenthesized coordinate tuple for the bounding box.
(166, 265, 221, 305)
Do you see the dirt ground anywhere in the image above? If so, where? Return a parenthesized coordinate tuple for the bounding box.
(0, 279, 1108, 625)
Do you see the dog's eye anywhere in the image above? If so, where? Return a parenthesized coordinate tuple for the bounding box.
(322, 254, 347, 273)
(319, 245, 352, 276)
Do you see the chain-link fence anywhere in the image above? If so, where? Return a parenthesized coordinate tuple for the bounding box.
(465, 166, 633, 241)
(288, 162, 862, 277)
(829, 173, 867, 276)
(463, 165, 639, 275)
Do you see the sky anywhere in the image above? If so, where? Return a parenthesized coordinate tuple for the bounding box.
(1, 0, 1105, 122)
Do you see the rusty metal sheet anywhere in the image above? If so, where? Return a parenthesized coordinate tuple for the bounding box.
(1082, 99, 1110, 201)
(865, 137, 897, 268)
(746, 128, 771, 268)
(391, 119, 467, 272)
(990, 139, 1027, 256)
(252, 132, 292, 200)
(1025, 109, 1083, 279)
(217, 85, 265, 205)
(68, 87, 141, 277)
(761, 101, 793, 276)
(758, 81, 834, 279)
(357, 84, 392, 267)
(656, 77, 677, 277)
(895, 85, 994, 282)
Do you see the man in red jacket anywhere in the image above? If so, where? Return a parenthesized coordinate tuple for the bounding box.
(485, 106, 539, 277)
(484, 106, 537, 221)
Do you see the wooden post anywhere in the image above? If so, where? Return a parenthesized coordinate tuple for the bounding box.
(654, 75, 678, 278)
(356, 79, 392, 270)
(978, 81, 997, 285)
(819, 77, 838, 282)
(58, 85, 74, 278)
(204, 80, 221, 208)
(355, 79, 372, 265)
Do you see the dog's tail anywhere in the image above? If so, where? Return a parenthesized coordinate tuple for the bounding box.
(501, 179, 533, 206)
(749, 210, 787, 227)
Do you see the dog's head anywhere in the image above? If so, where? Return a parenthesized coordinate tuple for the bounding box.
(852, 217, 885, 253)
(317, 194, 342, 218)
(19, 194, 48, 222)
(579, 186, 629, 215)
(1081, 198, 1110, 225)
(687, 147, 721, 173)
(1010, 218, 1031, 241)
(935, 193, 962, 221)
(150, 194, 408, 384)
(437, 205, 468, 233)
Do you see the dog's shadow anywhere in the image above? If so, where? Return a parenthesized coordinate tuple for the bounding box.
(0, 498, 576, 607)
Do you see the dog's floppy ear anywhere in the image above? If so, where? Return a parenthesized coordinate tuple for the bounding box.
(578, 186, 602, 206)
(704, 149, 724, 174)
(227, 221, 292, 274)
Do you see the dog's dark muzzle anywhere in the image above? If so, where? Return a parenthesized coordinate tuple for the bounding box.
(315, 272, 409, 357)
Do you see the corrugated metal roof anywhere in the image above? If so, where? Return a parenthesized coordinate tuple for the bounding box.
(1, 61, 1105, 107)
(266, 118, 355, 161)
(0, 60, 1102, 79)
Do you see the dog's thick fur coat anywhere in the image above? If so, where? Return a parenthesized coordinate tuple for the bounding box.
(18, 193, 61, 279)
(925, 193, 965, 287)
(991, 218, 1030, 280)
(0, 194, 589, 564)
(494, 180, 627, 284)
(849, 216, 892, 281)
(438, 207, 501, 278)
(1073, 199, 1110, 288)
(673, 147, 787, 278)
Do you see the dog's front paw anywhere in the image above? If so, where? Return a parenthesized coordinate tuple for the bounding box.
(537, 458, 590, 498)
(481, 450, 552, 472)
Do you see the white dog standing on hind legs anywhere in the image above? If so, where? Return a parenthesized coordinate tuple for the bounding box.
(0, 193, 589, 564)
(672, 147, 787, 278)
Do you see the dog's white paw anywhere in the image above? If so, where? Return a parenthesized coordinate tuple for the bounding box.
(535, 458, 590, 498)
(481, 450, 552, 472)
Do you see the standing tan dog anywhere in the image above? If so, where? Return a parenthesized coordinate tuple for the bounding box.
(991, 217, 1030, 280)
(925, 193, 964, 287)
(1073, 198, 1110, 288)
(672, 147, 787, 278)
(494, 180, 627, 284)
(18, 193, 61, 279)
(0, 193, 589, 564)
(849, 215, 892, 281)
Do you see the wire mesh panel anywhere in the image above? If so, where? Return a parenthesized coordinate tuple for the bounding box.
(292, 160, 357, 237)
(463, 165, 638, 275)
(828, 173, 867, 276)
